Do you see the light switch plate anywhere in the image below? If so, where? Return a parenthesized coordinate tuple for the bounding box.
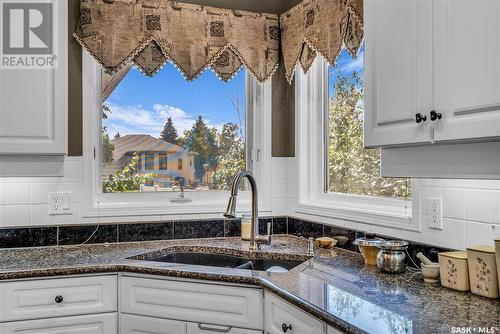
(49, 192, 73, 215)
(428, 198, 442, 230)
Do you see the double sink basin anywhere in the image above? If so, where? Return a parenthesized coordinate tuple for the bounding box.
(129, 247, 308, 272)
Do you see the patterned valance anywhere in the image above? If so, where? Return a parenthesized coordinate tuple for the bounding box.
(74, 0, 280, 83)
(280, 0, 364, 83)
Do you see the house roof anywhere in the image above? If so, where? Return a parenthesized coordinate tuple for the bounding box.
(110, 134, 186, 161)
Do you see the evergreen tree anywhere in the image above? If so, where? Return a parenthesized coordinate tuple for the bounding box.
(183, 116, 218, 183)
(219, 123, 239, 156)
(160, 117, 179, 144)
(102, 132, 114, 163)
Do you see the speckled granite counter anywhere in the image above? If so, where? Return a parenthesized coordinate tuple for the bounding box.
(0, 236, 498, 334)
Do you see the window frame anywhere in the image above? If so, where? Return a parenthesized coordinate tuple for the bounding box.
(295, 58, 421, 231)
(82, 52, 272, 218)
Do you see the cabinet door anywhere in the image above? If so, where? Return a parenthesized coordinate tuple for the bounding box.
(0, 313, 117, 334)
(0, 0, 66, 155)
(364, 0, 433, 148)
(187, 322, 261, 334)
(433, 0, 500, 141)
(120, 314, 187, 334)
(264, 293, 325, 334)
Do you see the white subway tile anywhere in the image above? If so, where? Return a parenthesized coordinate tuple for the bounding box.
(442, 187, 465, 220)
(421, 186, 442, 215)
(272, 198, 288, 216)
(5, 205, 30, 226)
(422, 179, 442, 187)
(421, 215, 443, 247)
(465, 189, 492, 223)
(271, 160, 288, 180)
(271, 179, 288, 198)
(0, 183, 6, 205)
(52, 212, 77, 225)
(442, 218, 465, 250)
(30, 183, 54, 204)
(465, 222, 496, 247)
(4, 183, 30, 205)
(30, 205, 53, 226)
(0, 206, 6, 227)
(53, 182, 82, 203)
(492, 191, 500, 224)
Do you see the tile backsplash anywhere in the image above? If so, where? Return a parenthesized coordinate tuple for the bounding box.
(1, 156, 499, 250)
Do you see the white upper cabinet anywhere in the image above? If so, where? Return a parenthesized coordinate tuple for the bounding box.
(364, 0, 433, 148)
(365, 0, 500, 148)
(433, 0, 500, 142)
(0, 0, 67, 155)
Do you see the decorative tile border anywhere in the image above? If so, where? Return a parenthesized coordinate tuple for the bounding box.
(0, 216, 446, 267)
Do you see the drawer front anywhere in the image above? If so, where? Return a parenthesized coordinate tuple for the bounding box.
(0, 275, 117, 322)
(0, 313, 117, 334)
(121, 314, 187, 334)
(120, 277, 263, 330)
(188, 322, 262, 334)
(264, 293, 325, 334)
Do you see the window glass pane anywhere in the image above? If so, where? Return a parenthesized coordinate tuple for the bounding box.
(101, 65, 246, 193)
(327, 47, 411, 200)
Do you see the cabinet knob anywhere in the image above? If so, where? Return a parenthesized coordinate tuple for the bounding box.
(281, 323, 293, 333)
(430, 110, 442, 121)
(54, 295, 63, 304)
(415, 113, 427, 123)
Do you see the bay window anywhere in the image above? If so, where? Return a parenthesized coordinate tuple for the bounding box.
(296, 51, 420, 229)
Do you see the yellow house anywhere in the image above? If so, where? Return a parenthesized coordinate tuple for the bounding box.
(103, 135, 196, 188)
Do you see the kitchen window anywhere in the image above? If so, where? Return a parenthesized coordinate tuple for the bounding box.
(295, 52, 420, 229)
(83, 53, 272, 217)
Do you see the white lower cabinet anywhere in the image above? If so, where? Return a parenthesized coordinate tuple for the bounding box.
(120, 314, 262, 334)
(120, 314, 187, 334)
(120, 276, 263, 330)
(264, 292, 326, 334)
(0, 313, 117, 334)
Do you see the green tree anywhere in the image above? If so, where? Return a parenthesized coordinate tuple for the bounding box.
(212, 123, 245, 190)
(102, 132, 114, 163)
(328, 72, 410, 200)
(182, 116, 218, 183)
(160, 117, 179, 144)
(103, 152, 155, 193)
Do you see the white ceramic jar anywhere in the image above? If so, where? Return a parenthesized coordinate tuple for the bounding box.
(438, 251, 470, 292)
(467, 246, 499, 299)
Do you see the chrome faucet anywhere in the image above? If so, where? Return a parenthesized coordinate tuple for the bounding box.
(223, 170, 271, 251)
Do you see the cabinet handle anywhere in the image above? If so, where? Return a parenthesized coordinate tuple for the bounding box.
(430, 110, 442, 121)
(282, 323, 293, 332)
(197, 323, 232, 333)
(54, 295, 64, 303)
(415, 113, 427, 123)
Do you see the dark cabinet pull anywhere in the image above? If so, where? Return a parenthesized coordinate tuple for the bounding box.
(282, 323, 293, 332)
(415, 113, 427, 123)
(54, 295, 63, 303)
(430, 110, 442, 121)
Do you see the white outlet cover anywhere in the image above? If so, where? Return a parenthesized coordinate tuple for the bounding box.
(49, 192, 73, 215)
(428, 198, 443, 230)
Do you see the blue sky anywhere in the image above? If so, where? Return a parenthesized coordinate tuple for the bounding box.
(104, 47, 364, 139)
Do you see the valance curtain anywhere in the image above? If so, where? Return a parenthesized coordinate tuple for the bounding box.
(74, 0, 363, 84)
(74, 0, 280, 83)
(280, 0, 363, 83)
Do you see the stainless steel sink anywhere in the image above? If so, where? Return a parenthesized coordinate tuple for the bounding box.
(129, 250, 306, 271)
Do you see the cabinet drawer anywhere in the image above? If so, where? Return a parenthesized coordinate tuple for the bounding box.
(120, 277, 263, 330)
(0, 275, 117, 322)
(264, 293, 325, 334)
(0, 313, 117, 334)
(121, 314, 187, 334)
(188, 322, 262, 334)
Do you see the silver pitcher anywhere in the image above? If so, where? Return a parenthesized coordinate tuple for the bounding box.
(376, 240, 409, 274)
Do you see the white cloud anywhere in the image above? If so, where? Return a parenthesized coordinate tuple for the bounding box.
(104, 103, 224, 138)
(337, 51, 364, 73)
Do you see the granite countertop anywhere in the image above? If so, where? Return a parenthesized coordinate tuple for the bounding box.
(0, 235, 498, 334)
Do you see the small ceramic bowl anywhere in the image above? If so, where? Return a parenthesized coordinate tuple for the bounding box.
(421, 263, 440, 283)
(315, 237, 337, 249)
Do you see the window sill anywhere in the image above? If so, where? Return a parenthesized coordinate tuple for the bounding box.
(294, 201, 420, 232)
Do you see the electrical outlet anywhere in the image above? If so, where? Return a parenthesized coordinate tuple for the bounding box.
(428, 198, 442, 230)
(49, 192, 73, 215)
